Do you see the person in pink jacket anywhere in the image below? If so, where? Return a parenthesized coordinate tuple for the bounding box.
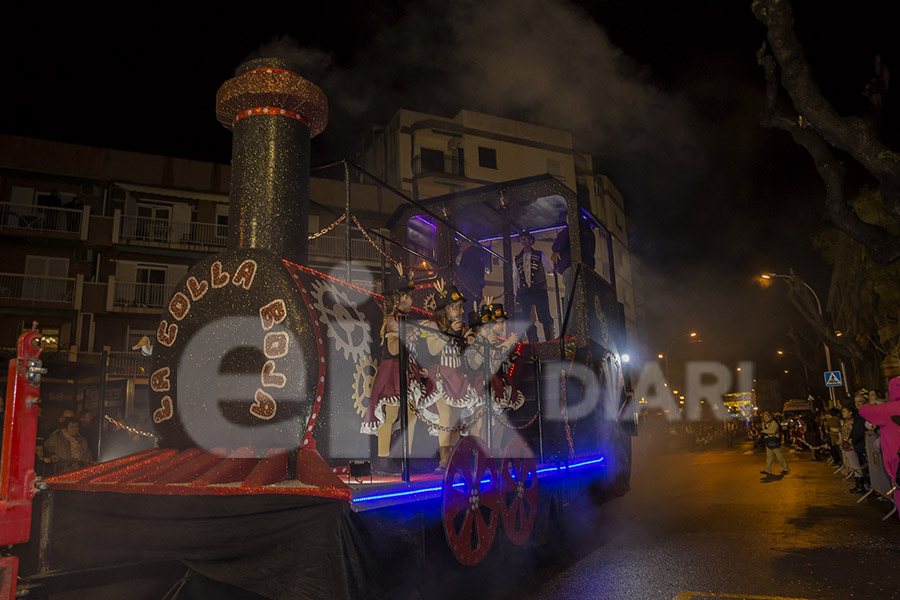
(859, 376, 900, 483)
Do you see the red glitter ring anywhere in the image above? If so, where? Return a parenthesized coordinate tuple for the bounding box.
(233, 107, 310, 126)
(246, 67, 303, 79)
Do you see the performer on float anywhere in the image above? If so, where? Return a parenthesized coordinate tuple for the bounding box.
(420, 280, 476, 471)
(465, 301, 523, 449)
(360, 266, 424, 474)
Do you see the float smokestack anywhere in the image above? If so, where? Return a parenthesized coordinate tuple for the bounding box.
(215, 57, 328, 265)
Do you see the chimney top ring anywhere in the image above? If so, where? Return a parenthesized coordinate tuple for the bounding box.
(216, 58, 328, 137)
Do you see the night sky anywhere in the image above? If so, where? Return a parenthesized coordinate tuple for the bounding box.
(2, 2, 895, 397)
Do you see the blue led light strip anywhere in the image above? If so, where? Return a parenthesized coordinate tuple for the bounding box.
(353, 456, 604, 504)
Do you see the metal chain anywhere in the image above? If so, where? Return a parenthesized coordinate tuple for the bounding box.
(407, 400, 487, 433)
(308, 213, 346, 240)
(559, 370, 575, 458)
(557, 292, 587, 460)
(351, 214, 448, 273)
(496, 408, 539, 430)
(104, 414, 158, 440)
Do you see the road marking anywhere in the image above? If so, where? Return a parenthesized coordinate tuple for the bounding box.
(674, 593, 818, 600)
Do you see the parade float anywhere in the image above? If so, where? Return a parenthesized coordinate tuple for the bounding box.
(2, 57, 634, 599)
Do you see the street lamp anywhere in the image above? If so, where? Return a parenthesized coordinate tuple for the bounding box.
(664, 331, 700, 389)
(761, 272, 835, 407)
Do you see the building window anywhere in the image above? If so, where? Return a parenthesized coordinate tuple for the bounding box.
(478, 147, 497, 169)
(420, 148, 445, 173)
(407, 215, 437, 265)
(547, 159, 562, 178)
(216, 205, 228, 239)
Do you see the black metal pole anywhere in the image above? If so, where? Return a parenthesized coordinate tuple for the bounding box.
(559, 264, 583, 359)
(96, 349, 108, 462)
(554, 271, 564, 360)
(483, 340, 493, 454)
(398, 315, 411, 482)
(344, 161, 352, 282)
(534, 356, 544, 464)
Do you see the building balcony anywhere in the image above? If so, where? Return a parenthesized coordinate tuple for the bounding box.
(107, 350, 151, 378)
(114, 209, 227, 251)
(0, 203, 89, 239)
(0, 272, 82, 310)
(308, 228, 383, 265)
(106, 276, 174, 314)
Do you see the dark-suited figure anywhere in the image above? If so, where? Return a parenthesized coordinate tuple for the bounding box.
(513, 232, 554, 342)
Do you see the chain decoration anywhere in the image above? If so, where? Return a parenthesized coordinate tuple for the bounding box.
(308, 213, 346, 240)
(407, 401, 488, 433)
(496, 408, 539, 430)
(104, 415, 158, 440)
(559, 369, 575, 458)
(351, 214, 448, 273)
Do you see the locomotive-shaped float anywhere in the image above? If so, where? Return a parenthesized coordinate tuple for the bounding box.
(4, 57, 635, 599)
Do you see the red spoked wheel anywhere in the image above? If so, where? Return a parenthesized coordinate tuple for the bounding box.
(500, 435, 538, 545)
(442, 436, 500, 566)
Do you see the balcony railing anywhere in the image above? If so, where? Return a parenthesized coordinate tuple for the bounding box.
(112, 280, 174, 309)
(308, 229, 382, 263)
(0, 203, 84, 236)
(107, 351, 151, 377)
(412, 153, 463, 177)
(119, 213, 227, 248)
(0, 272, 77, 306)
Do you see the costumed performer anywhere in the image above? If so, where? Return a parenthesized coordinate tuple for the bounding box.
(465, 302, 523, 449)
(360, 266, 425, 475)
(420, 280, 476, 472)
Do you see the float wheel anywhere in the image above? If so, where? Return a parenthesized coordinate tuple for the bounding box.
(442, 436, 500, 566)
(500, 436, 538, 545)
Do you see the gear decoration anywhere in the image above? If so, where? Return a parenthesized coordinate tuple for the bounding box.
(309, 279, 372, 361)
(352, 354, 379, 417)
(442, 436, 500, 566)
(422, 292, 437, 313)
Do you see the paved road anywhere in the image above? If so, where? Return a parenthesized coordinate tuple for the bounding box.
(518, 435, 900, 600)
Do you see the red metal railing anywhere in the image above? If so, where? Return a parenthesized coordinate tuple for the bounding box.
(1, 324, 48, 599)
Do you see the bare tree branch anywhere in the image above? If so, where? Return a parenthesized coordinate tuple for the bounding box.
(752, 0, 900, 264)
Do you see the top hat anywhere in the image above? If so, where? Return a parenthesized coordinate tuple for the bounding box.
(384, 271, 415, 295)
(435, 284, 466, 310)
(485, 303, 507, 321)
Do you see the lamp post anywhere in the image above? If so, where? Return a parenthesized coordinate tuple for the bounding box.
(663, 331, 699, 389)
(762, 273, 836, 407)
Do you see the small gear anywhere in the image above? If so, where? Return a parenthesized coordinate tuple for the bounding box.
(422, 292, 437, 313)
(310, 280, 373, 361)
(353, 355, 379, 417)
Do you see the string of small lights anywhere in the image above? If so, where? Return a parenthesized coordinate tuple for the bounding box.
(351, 215, 447, 273)
(104, 415, 158, 440)
(308, 213, 346, 240)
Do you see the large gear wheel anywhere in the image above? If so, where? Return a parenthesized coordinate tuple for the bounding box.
(352, 354, 379, 417)
(309, 280, 373, 361)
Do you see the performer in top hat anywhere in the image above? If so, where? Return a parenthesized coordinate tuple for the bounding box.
(361, 266, 425, 475)
(465, 302, 523, 447)
(419, 280, 476, 472)
(513, 232, 555, 342)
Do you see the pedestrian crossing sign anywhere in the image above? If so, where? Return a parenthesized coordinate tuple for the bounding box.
(824, 371, 843, 387)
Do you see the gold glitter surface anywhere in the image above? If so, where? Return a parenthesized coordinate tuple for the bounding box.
(216, 67, 328, 137)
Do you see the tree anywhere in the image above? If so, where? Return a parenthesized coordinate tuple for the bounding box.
(814, 188, 900, 385)
(752, 0, 900, 264)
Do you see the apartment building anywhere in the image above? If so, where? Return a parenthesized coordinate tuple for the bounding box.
(357, 109, 640, 351)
